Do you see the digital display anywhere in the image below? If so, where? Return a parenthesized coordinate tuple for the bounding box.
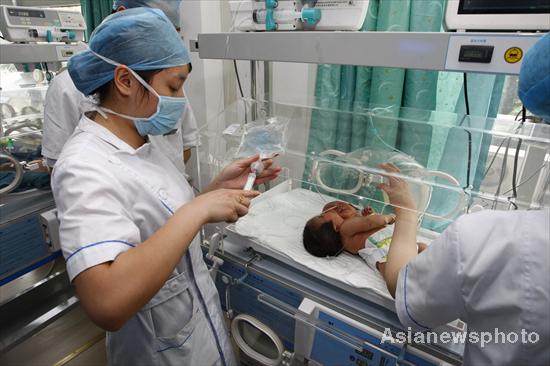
(463, 50, 484, 58)
(459, 45, 494, 63)
(8, 8, 46, 18)
(459, 0, 550, 14)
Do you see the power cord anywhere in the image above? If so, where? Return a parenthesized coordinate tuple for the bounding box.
(463, 73, 470, 116)
(510, 107, 526, 207)
(511, 138, 522, 208)
(501, 163, 547, 196)
(458, 74, 473, 191)
(234, 60, 244, 98)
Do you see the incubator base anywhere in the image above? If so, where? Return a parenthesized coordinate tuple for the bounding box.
(204, 239, 464, 366)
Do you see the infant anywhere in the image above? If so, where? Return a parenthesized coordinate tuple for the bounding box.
(303, 201, 426, 273)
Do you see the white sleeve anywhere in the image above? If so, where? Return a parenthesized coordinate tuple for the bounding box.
(52, 159, 141, 281)
(42, 71, 85, 161)
(395, 221, 465, 330)
(180, 101, 199, 148)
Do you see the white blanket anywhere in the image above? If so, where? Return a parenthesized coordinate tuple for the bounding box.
(235, 187, 397, 299)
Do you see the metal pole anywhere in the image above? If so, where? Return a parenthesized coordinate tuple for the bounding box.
(250, 60, 257, 120)
(263, 61, 271, 101)
(263, 61, 272, 116)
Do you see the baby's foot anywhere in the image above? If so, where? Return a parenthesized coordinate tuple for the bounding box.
(358, 239, 390, 271)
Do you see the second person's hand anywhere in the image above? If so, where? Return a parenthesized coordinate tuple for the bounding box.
(377, 163, 417, 214)
(192, 189, 260, 223)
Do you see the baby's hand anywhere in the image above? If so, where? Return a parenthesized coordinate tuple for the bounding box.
(361, 207, 373, 216)
(385, 214, 396, 225)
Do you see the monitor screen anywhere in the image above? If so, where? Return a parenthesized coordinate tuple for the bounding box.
(459, 0, 550, 14)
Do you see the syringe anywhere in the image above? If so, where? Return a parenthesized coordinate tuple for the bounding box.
(243, 160, 264, 191)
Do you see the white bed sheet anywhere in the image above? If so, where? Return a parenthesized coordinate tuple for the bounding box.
(234, 186, 437, 301)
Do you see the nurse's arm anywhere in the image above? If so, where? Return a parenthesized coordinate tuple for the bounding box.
(73, 202, 205, 331)
(73, 189, 258, 332)
(383, 210, 418, 297)
(377, 163, 419, 297)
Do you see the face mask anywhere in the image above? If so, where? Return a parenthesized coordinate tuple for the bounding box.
(90, 49, 187, 136)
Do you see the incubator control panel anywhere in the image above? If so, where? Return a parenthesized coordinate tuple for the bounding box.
(0, 5, 85, 43)
(445, 33, 541, 74)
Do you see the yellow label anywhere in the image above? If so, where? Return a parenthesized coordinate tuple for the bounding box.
(505, 47, 523, 64)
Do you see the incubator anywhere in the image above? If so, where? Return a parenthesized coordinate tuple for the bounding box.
(0, 5, 82, 350)
(196, 98, 550, 365)
(0, 86, 47, 195)
(200, 99, 549, 215)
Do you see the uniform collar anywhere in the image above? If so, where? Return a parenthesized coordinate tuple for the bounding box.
(79, 114, 151, 155)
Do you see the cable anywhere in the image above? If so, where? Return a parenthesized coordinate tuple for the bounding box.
(514, 108, 523, 121)
(458, 114, 472, 190)
(367, 107, 405, 155)
(482, 137, 510, 180)
(511, 138, 522, 202)
(493, 138, 511, 209)
(460, 74, 472, 189)
(463, 73, 470, 116)
(234, 60, 244, 98)
(501, 163, 547, 196)
(508, 198, 518, 210)
(232, 59, 249, 123)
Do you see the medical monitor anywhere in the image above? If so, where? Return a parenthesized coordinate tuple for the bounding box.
(445, 0, 550, 31)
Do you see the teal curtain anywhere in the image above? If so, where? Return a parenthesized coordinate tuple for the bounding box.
(80, 0, 113, 39)
(304, 0, 505, 231)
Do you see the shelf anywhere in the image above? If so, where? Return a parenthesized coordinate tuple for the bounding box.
(0, 43, 86, 65)
(197, 31, 543, 75)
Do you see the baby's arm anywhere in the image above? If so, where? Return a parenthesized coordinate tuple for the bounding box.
(340, 214, 393, 237)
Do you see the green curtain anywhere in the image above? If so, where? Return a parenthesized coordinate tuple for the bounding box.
(80, 0, 113, 39)
(304, 0, 505, 231)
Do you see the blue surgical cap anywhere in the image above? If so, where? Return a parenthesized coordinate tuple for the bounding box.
(519, 33, 550, 122)
(68, 8, 190, 96)
(113, 0, 181, 27)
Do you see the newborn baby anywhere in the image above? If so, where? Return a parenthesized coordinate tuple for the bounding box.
(303, 201, 426, 274)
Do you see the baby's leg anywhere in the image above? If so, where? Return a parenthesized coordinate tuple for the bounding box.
(376, 243, 425, 276)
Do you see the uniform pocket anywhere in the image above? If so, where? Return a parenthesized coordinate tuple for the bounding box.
(150, 272, 222, 366)
(155, 309, 221, 366)
(143, 272, 197, 348)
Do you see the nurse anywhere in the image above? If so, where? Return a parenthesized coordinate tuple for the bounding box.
(42, 0, 198, 171)
(52, 8, 280, 366)
(380, 34, 550, 366)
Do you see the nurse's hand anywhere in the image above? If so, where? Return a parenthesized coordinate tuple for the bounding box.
(208, 154, 282, 191)
(193, 189, 260, 223)
(377, 163, 416, 213)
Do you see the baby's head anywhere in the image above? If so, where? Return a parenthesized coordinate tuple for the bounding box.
(321, 201, 359, 220)
(302, 201, 358, 257)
